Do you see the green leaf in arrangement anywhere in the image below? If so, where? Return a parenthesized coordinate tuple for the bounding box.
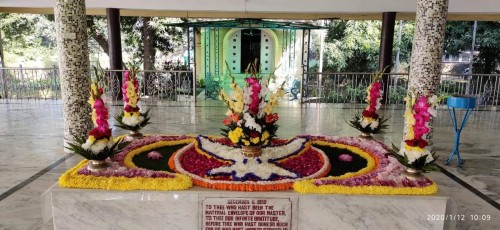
(388, 142, 440, 173)
(114, 109, 152, 132)
(65, 135, 128, 161)
(347, 113, 390, 135)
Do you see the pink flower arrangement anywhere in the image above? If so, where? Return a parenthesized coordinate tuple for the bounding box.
(115, 64, 151, 132)
(246, 76, 262, 115)
(348, 71, 388, 135)
(412, 96, 431, 139)
(66, 78, 121, 161)
(364, 80, 383, 118)
(309, 135, 434, 189)
(220, 61, 285, 146)
(89, 96, 111, 140)
(180, 147, 230, 177)
(393, 91, 447, 172)
(122, 71, 139, 103)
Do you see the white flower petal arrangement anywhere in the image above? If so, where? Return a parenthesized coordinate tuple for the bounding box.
(171, 135, 331, 191)
(114, 63, 151, 132)
(348, 71, 389, 135)
(220, 60, 285, 147)
(391, 90, 448, 172)
(66, 74, 122, 161)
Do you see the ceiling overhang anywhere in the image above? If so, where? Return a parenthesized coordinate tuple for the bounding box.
(0, 0, 499, 21)
(164, 19, 324, 29)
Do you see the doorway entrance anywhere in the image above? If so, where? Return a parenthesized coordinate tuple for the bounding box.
(240, 29, 261, 72)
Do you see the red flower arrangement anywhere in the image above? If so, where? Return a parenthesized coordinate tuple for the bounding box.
(348, 71, 389, 135)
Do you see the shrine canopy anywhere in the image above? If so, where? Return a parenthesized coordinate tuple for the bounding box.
(164, 19, 324, 30)
(167, 19, 323, 99)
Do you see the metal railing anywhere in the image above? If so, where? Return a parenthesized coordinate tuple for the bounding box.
(0, 66, 60, 100)
(98, 70, 195, 102)
(303, 72, 500, 107)
(1, 66, 499, 107)
(0, 67, 196, 102)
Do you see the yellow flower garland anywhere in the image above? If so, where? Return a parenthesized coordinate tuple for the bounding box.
(123, 138, 195, 168)
(59, 160, 193, 191)
(294, 140, 438, 195)
(60, 134, 438, 195)
(88, 81, 99, 125)
(311, 140, 378, 180)
(293, 180, 438, 195)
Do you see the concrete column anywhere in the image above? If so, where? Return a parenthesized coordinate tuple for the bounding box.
(408, 0, 449, 94)
(378, 12, 396, 103)
(106, 8, 122, 71)
(54, 0, 93, 151)
(106, 8, 123, 99)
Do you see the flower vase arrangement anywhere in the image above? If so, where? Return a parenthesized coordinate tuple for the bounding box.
(114, 64, 151, 140)
(66, 76, 121, 172)
(220, 61, 285, 157)
(348, 71, 389, 137)
(391, 90, 448, 179)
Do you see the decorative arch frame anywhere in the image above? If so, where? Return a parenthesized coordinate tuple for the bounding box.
(222, 28, 279, 74)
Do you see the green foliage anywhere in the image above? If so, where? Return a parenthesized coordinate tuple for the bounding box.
(444, 21, 473, 55)
(86, 15, 109, 56)
(121, 17, 185, 67)
(162, 60, 189, 71)
(83, 16, 186, 68)
(438, 80, 466, 95)
(0, 13, 57, 67)
(322, 20, 381, 72)
(392, 21, 415, 72)
(322, 83, 370, 103)
(325, 20, 348, 41)
(445, 21, 500, 74)
(198, 78, 206, 88)
(388, 85, 407, 104)
(324, 91, 350, 103)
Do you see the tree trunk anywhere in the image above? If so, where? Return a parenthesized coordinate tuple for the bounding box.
(0, 27, 6, 98)
(92, 33, 109, 57)
(142, 17, 155, 95)
(87, 16, 109, 57)
(0, 27, 4, 68)
(143, 17, 155, 70)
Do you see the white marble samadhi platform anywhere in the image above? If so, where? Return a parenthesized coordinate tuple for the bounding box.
(41, 184, 456, 230)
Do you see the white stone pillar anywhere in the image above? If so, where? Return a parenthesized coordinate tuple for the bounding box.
(54, 0, 92, 151)
(408, 0, 449, 94)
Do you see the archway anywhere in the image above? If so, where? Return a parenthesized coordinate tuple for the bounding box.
(223, 28, 278, 74)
